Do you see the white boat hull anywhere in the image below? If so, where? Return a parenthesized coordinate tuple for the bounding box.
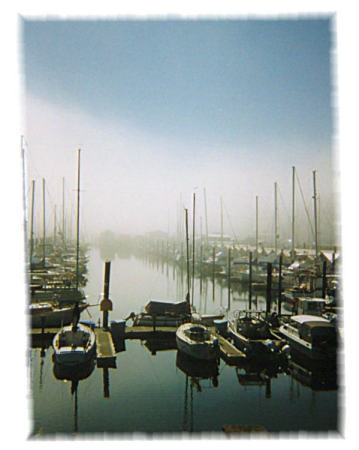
(53, 323, 96, 366)
(176, 323, 219, 361)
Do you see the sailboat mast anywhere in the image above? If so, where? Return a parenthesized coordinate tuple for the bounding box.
(62, 177, 66, 245)
(191, 193, 196, 307)
(220, 196, 224, 249)
(313, 169, 319, 259)
(255, 195, 259, 259)
(274, 182, 278, 254)
(53, 205, 57, 245)
(204, 187, 209, 246)
(185, 208, 191, 307)
(29, 180, 35, 266)
(75, 149, 81, 289)
(291, 166, 296, 259)
(42, 178, 46, 265)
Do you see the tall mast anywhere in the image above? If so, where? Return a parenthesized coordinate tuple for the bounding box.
(29, 180, 35, 266)
(274, 182, 278, 254)
(255, 195, 259, 259)
(53, 205, 57, 244)
(191, 192, 196, 306)
(291, 166, 296, 259)
(185, 208, 191, 307)
(75, 149, 81, 289)
(203, 187, 209, 246)
(220, 196, 224, 249)
(62, 177, 66, 245)
(42, 178, 46, 265)
(313, 169, 319, 259)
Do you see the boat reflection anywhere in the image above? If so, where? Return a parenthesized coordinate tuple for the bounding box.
(53, 358, 95, 434)
(288, 354, 338, 391)
(176, 350, 219, 387)
(235, 357, 289, 399)
(144, 335, 177, 355)
(176, 350, 219, 432)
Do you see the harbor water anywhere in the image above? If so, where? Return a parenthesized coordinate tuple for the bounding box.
(29, 248, 340, 436)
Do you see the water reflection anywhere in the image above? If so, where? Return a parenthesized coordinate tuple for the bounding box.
(53, 358, 96, 434)
(176, 351, 219, 432)
(30, 250, 339, 435)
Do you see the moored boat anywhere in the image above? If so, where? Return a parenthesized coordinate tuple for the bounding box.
(278, 314, 337, 361)
(228, 310, 290, 360)
(30, 300, 89, 328)
(176, 323, 219, 361)
(52, 322, 96, 366)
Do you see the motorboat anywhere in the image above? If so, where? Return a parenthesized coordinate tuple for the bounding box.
(278, 314, 337, 361)
(227, 310, 290, 360)
(176, 323, 219, 361)
(52, 322, 96, 366)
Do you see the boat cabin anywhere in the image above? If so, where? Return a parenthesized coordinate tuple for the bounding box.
(285, 315, 337, 346)
(295, 298, 326, 316)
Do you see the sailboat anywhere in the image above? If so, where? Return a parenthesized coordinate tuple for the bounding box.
(175, 207, 220, 361)
(52, 150, 96, 366)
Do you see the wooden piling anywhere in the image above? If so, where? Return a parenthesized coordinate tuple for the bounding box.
(100, 261, 113, 329)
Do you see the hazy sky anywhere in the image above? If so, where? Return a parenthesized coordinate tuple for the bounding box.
(22, 17, 337, 244)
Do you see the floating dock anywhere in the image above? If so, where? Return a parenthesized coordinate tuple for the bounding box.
(125, 326, 178, 339)
(95, 328, 116, 368)
(30, 324, 247, 367)
(213, 332, 246, 365)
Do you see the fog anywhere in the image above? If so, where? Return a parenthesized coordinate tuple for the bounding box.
(24, 95, 338, 248)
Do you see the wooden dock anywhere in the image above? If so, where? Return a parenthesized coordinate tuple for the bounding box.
(214, 333, 246, 365)
(95, 328, 117, 368)
(30, 328, 58, 348)
(125, 326, 178, 339)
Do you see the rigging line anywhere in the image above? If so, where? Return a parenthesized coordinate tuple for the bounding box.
(295, 172, 315, 238)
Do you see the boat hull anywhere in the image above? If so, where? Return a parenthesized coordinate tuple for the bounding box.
(52, 323, 96, 366)
(279, 329, 336, 361)
(30, 303, 88, 328)
(176, 323, 219, 361)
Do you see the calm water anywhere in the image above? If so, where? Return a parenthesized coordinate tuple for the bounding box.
(29, 249, 340, 437)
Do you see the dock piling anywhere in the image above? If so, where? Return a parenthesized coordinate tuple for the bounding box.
(100, 261, 113, 329)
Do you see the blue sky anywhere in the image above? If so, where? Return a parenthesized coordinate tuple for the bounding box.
(21, 17, 337, 242)
(23, 19, 333, 151)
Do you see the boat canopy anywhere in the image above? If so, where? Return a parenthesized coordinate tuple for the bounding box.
(291, 315, 329, 324)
